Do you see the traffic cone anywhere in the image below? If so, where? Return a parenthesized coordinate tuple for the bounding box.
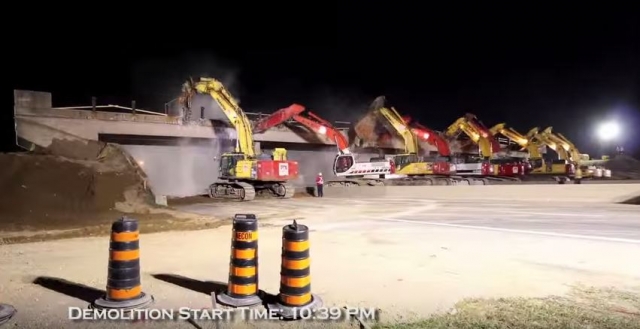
(217, 214, 262, 307)
(92, 217, 154, 310)
(269, 220, 322, 319)
(0, 303, 16, 326)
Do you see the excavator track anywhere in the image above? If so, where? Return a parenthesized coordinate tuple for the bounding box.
(209, 181, 256, 201)
(282, 182, 295, 199)
(269, 182, 295, 198)
(237, 182, 256, 201)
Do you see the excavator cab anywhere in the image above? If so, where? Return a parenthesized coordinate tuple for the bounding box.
(393, 154, 420, 171)
(219, 152, 254, 179)
(334, 154, 355, 174)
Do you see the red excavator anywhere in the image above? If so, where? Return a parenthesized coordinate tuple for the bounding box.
(254, 104, 403, 187)
(402, 115, 452, 158)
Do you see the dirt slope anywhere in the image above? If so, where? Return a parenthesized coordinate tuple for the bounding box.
(0, 139, 153, 230)
(606, 155, 640, 179)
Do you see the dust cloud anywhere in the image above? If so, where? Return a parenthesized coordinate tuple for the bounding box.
(131, 51, 242, 113)
(121, 137, 231, 197)
(304, 88, 372, 124)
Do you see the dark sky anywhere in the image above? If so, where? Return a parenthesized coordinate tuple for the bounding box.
(6, 6, 639, 157)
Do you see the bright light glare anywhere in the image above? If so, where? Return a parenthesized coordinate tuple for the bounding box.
(137, 160, 144, 167)
(423, 132, 430, 139)
(597, 121, 620, 141)
(318, 126, 327, 135)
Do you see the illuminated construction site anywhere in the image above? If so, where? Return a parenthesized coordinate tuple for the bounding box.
(1, 78, 640, 328)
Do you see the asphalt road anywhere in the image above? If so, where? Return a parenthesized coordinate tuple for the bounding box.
(371, 199, 640, 242)
(176, 195, 640, 243)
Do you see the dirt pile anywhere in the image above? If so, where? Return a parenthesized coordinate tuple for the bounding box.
(0, 139, 154, 231)
(605, 155, 640, 179)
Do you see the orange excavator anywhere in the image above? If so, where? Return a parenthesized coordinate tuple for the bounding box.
(253, 104, 403, 187)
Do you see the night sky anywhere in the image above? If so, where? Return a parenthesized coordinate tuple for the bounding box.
(6, 7, 639, 157)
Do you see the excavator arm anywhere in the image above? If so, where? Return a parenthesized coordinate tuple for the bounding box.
(536, 127, 572, 161)
(464, 114, 502, 154)
(403, 116, 452, 157)
(444, 114, 497, 158)
(370, 96, 419, 154)
(180, 77, 255, 156)
(490, 123, 541, 158)
(553, 131, 584, 163)
(253, 104, 351, 154)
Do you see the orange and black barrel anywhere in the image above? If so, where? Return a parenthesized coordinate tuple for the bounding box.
(217, 214, 262, 307)
(269, 220, 322, 319)
(92, 217, 154, 310)
(0, 303, 16, 325)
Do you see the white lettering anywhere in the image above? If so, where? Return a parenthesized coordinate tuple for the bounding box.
(196, 309, 212, 320)
(178, 307, 192, 320)
(252, 308, 269, 320)
(345, 307, 378, 320)
(107, 309, 120, 320)
(237, 307, 250, 320)
(177, 308, 233, 321)
(213, 309, 232, 320)
(146, 309, 161, 320)
(68, 307, 82, 319)
(82, 309, 94, 319)
(68, 307, 182, 321)
(94, 309, 107, 319)
(267, 308, 281, 320)
(120, 310, 132, 320)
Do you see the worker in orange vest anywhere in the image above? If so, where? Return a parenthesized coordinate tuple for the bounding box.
(315, 172, 324, 197)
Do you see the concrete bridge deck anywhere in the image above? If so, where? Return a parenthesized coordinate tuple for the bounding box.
(12, 90, 365, 196)
(13, 90, 347, 150)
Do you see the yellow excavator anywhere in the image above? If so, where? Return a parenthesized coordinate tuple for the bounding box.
(372, 97, 459, 184)
(444, 114, 523, 180)
(179, 77, 299, 201)
(537, 127, 611, 181)
(534, 127, 586, 181)
(353, 97, 456, 184)
(490, 123, 576, 182)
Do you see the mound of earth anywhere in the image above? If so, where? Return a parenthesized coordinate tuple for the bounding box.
(0, 139, 156, 232)
(605, 155, 640, 179)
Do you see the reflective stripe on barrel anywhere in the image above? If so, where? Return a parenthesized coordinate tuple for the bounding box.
(107, 217, 142, 301)
(227, 214, 259, 298)
(279, 221, 312, 307)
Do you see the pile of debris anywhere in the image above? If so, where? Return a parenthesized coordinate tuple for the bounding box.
(605, 155, 640, 180)
(0, 138, 155, 231)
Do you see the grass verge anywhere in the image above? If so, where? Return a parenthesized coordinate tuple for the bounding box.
(374, 286, 640, 329)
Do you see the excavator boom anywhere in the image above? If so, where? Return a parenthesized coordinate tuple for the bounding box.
(370, 96, 419, 154)
(253, 104, 305, 132)
(402, 115, 452, 157)
(538, 127, 576, 161)
(253, 104, 351, 154)
(180, 77, 255, 156)
(464, 114, 502, 154)
(490, 123, 541, 158)
(444, 114, 497, 158)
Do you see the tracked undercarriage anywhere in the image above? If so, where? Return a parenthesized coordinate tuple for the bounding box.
(208, 180, 295, 201)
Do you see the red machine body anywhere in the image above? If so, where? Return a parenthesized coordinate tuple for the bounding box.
(256, 160, 300, 181)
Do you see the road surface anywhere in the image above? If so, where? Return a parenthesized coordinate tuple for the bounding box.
(1, 194, 639, 328)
